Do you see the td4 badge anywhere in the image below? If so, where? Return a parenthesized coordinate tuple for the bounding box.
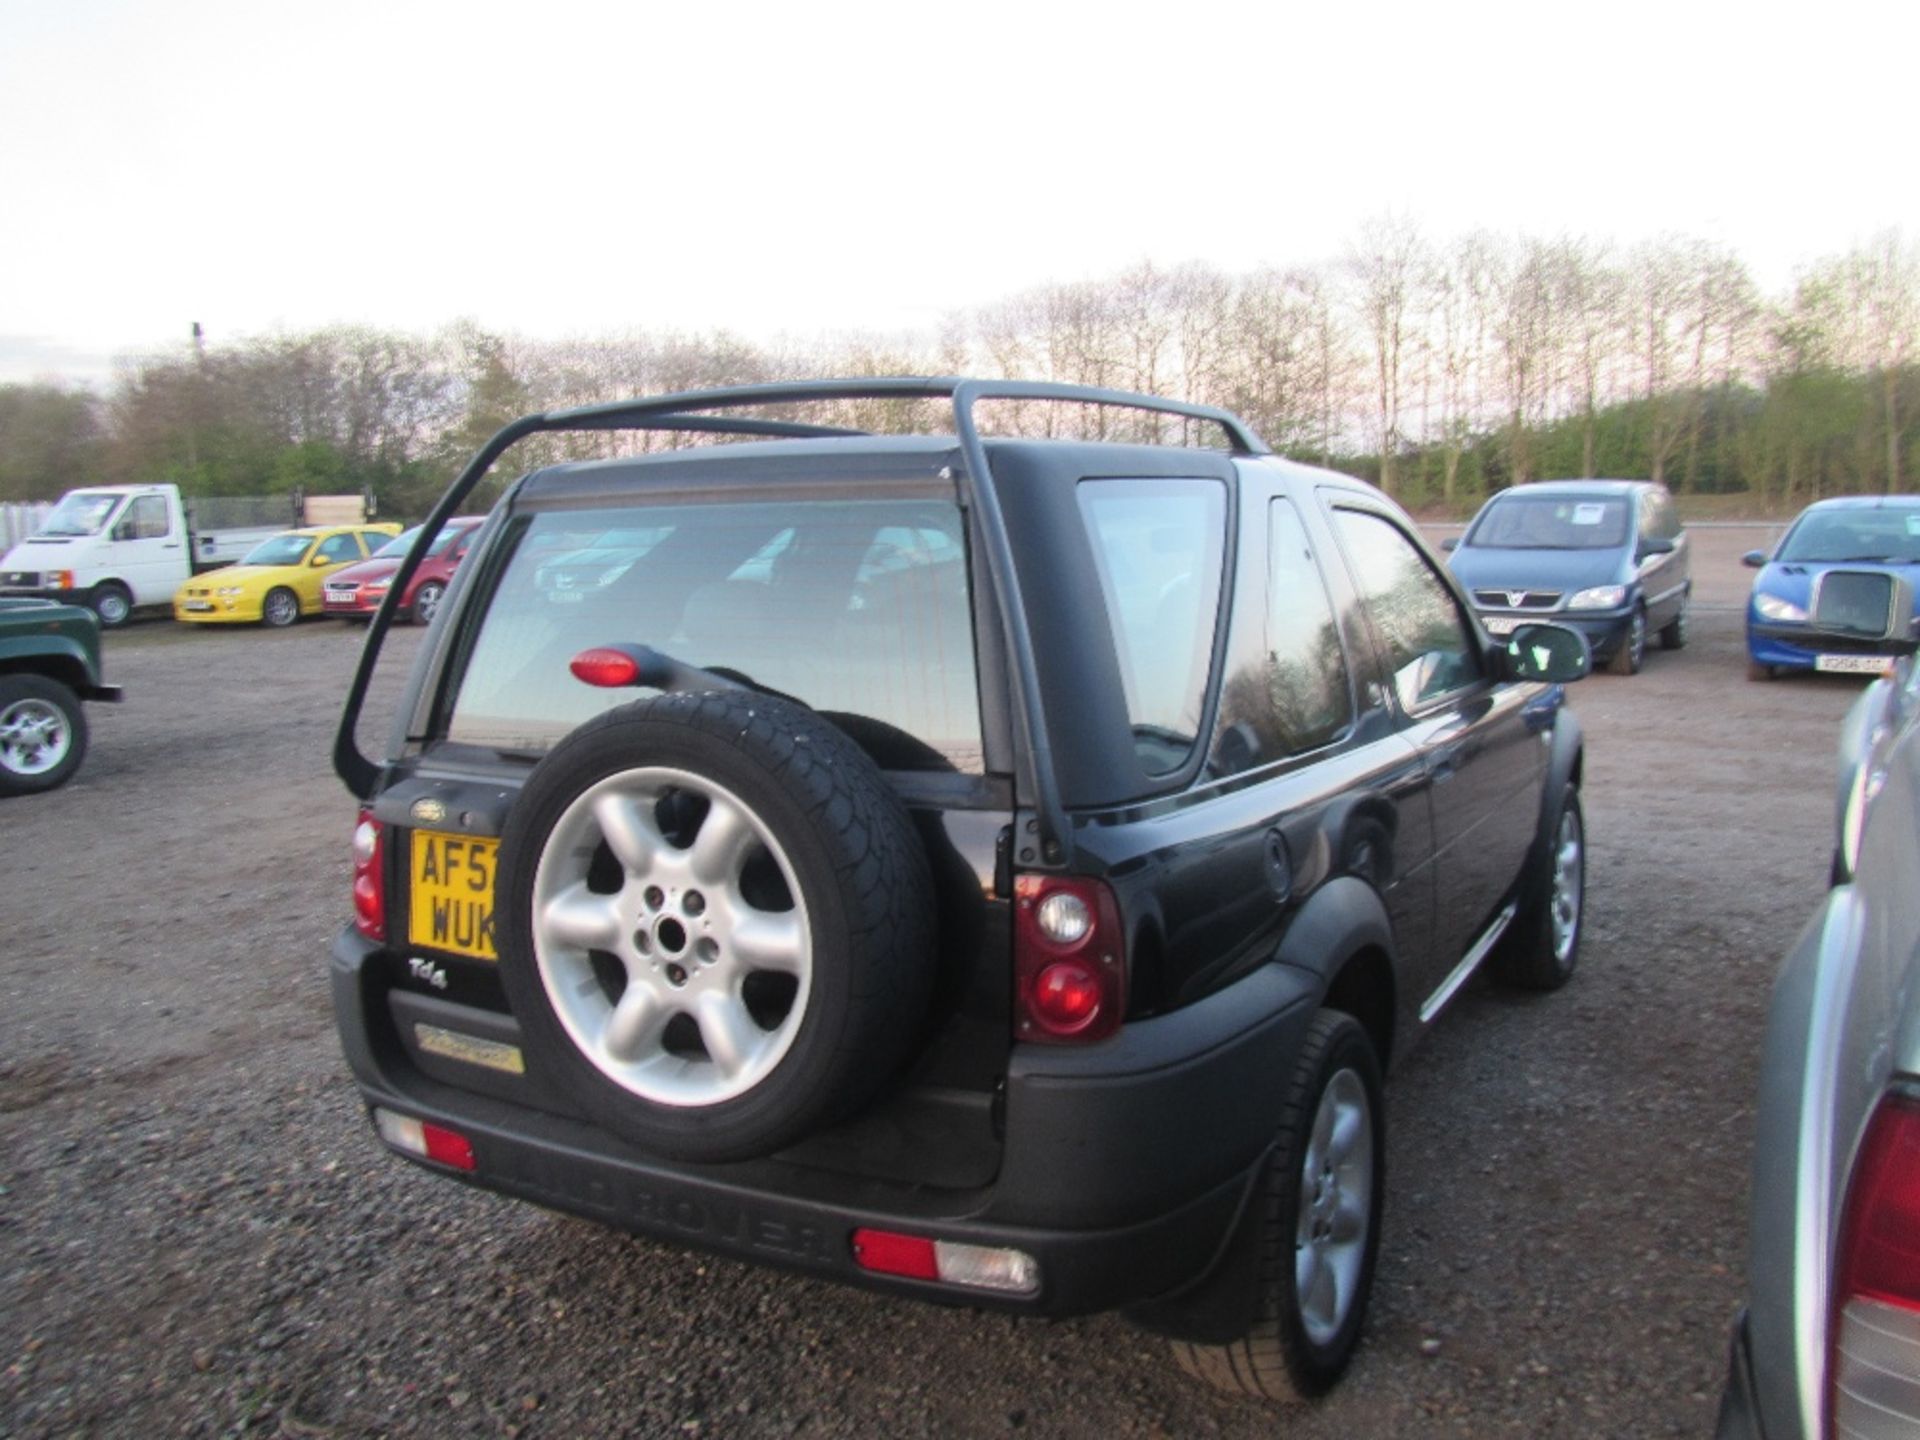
(408, 956, 449, 991)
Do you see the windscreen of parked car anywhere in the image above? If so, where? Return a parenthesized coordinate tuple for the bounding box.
(240, 533, 316, 567)
(1777, 506, 1920, 565)
(446, 499, 984, 771)
(1077, 478, 1228, 775)
(37, 491, 122, 537)
(1465, 495, 1630, 550)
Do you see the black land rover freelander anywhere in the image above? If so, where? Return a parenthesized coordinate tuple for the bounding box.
(330, 379, 1591, 1401)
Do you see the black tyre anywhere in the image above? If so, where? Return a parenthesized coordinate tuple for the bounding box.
(0, 674, 88, 797)
(90, 583, 132, 629)
(261, 587, 300, 628)
(495, 689, 936, 1162)
(1171, 1010, 1386, 1402)
(1490, 785, 1584, 990)
(409, 580, 446, 626)
(1606, 607, 1646, 675)
(1658, 598, 1688, 650)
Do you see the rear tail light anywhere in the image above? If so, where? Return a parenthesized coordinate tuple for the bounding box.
(352, 809, 385, 940)
(850, 1228, 1039, 1294)
(1831, 1090, 1920, 1434)
(373, 1107, 476, 1172)
(1013, 874, 1124, 1043)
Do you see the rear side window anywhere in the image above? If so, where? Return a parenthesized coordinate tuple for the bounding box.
(447, 499, 984, 771)
(1078, 478, 1227, 775)
(1217, 500, 1354, 768)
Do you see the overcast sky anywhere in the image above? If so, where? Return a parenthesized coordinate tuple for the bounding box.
(1, 0, 1913, 385)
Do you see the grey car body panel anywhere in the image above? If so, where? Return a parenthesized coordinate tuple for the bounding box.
(1736, 660, 1920, 1437)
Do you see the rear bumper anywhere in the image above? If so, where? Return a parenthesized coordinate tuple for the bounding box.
(331, 926, 1320, 1317)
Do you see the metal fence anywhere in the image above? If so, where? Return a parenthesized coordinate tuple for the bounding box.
(1, 502, 52, 550)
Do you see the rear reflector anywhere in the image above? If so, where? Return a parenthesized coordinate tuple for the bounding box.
(373, 1107, 477, 1172)
(850, 1228, 1040, 1295)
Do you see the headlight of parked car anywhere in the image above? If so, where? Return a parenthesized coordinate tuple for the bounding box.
(1566, 585, 1628, 611)
(1754, 592, 1809, 623)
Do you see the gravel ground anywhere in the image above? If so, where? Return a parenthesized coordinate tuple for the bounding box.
(0, 526, 1857, 1439)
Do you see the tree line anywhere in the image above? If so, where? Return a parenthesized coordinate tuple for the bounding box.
(1, 224, 1913, 517)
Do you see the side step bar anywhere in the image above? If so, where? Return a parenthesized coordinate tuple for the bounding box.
(1418, 901, 1517, 1023)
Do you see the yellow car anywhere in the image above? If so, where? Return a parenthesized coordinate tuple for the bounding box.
(174, 525, 402, 627)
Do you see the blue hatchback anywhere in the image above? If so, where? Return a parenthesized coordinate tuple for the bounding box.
(1744, 496, 1920, 680)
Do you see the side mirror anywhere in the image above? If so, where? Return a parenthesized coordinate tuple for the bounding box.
(1637, 537, 1676, 559)
(311, 554, 332, 567)
(1742, 550, 1768, 569)
(1502, 623, 1592, 683)
(111, 522, 135, 542)
(1440, 536, 1459, 552)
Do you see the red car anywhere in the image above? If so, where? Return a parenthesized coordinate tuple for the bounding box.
(321, 518, 483, 624)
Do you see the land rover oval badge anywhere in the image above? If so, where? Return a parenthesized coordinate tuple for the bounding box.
(411, 797, 448, 825)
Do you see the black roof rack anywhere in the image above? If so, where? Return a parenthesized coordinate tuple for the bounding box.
(334, 378, 1270, 869)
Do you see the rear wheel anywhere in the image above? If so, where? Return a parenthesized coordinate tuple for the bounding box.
(89, 583, 132, 629)
(1171, 1010, 1385, 1402)
(261, 587, 300, 628)
(1490, 785, 1584, 990)
(0, 674, 87, 796)
(496, 690, 936, 1162)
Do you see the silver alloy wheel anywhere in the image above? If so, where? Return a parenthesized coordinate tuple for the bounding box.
(263, 589, 298, 627)
(1295, 1067, 1374, 1347)
(1551, 804, 1584, 964)
(0, 697, 71, 776)
(530, 765, 812, 1108)
(412, 581, 444, 625)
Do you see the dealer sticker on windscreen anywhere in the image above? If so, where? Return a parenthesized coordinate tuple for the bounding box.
(410, 831, 498, 961)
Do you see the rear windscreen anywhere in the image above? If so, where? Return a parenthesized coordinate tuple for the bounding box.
(1467, 495, 1629, 550)
(446, 499, 984, 771)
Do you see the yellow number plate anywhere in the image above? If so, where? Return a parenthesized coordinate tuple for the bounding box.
(410, 830, 499, 961)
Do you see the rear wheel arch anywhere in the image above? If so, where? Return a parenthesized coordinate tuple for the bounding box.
(1322, 946, 1395, 1071)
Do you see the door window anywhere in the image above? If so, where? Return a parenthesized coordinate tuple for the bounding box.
(121, 495, 171, 539)
(315, 533, 363, 564)
(1332, 509, 1480, 712)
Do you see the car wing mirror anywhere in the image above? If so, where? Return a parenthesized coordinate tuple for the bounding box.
(1636, 537, 1676, 560)
(1741, 549, 1767, 568)
(1502, 623, 1592, 683)
(1440, 536, 1459, 551)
